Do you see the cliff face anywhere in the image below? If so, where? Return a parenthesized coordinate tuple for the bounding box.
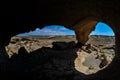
(0, 0, 120, 79)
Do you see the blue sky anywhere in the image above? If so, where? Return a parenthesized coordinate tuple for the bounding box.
(17, 25, 75, 36)
(17, 22, 114, 36)
(90, 22, 114, 36)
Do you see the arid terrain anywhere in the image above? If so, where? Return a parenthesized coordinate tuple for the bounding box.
(6, 35, 115, 55)
(3, 35, 115, 80)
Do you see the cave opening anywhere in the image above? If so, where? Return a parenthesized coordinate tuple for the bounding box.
(6, 25, 76, 57)
(5, 22, 115, 76)
(74, 22, 115, 75)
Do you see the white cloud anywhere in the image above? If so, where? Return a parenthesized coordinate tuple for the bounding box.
(17, 26, 75, 36)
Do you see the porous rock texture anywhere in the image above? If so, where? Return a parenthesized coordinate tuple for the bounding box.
(0, 0, 120, 80)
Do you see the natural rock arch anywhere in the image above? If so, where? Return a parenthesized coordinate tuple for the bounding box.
(0, 0, 120, 79)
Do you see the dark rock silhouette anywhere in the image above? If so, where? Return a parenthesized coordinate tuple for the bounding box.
(0, 42, 80, 80)
(52, 41, 76, 50)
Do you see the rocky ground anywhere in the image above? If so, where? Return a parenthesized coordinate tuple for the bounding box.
(2, 35, 115, 80)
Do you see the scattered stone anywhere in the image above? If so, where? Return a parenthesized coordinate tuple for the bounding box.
(52, 41, 76, 50)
